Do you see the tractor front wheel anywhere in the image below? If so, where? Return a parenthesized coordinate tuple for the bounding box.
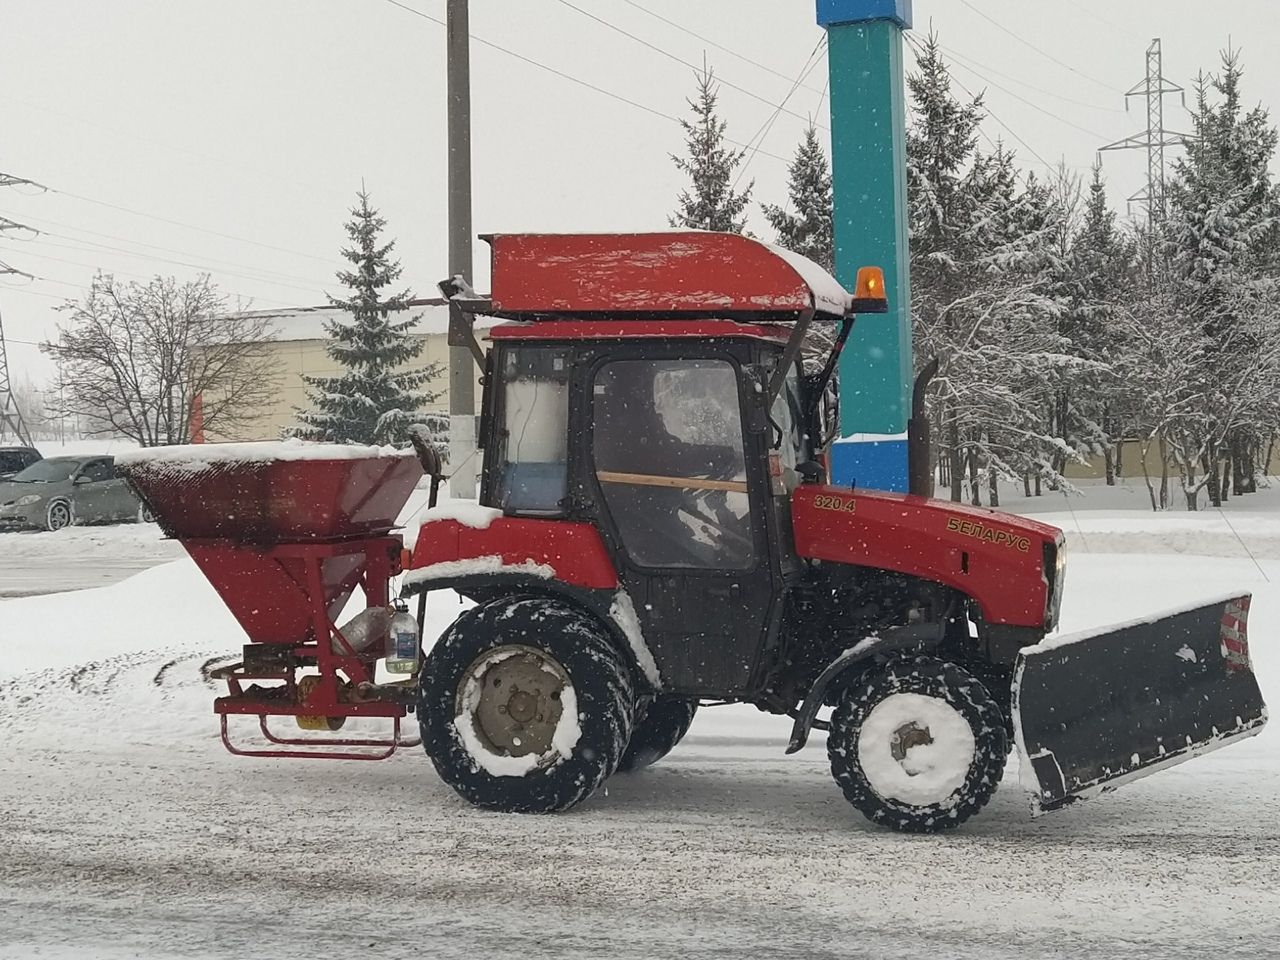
(827, 656, 1007, 833)
(618, 696, 698, 772)
(419, 597, 635, 813)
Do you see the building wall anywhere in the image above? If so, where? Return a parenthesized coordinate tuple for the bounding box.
(201, 300, 486, 442)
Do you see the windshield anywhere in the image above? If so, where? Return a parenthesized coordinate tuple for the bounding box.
(11, 459, 78, 483)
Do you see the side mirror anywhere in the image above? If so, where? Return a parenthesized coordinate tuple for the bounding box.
(73, 475, 91, 485)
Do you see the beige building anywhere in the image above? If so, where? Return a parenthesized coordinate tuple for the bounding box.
(204, 298, 488, 442)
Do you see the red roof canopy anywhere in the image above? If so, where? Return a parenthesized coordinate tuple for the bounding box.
(485, 232, 852, 320)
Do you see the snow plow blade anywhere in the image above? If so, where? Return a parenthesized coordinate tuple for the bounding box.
(1013, 594, 1267, 814)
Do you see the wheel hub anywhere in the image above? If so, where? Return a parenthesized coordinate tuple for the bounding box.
(890, 721, 934, 769)
(856, 692, 977, 807)
(459, 646, 568, 758)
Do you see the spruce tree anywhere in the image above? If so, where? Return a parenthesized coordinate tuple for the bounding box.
(296, 190, 441, 446)
(671, 67, 753, 233)
(762, 125, 833, 271)
(1160, 52, 1280, 505)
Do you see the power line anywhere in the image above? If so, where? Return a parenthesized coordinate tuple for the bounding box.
(0, 174, 333, 266)
(944, 54, 1110, 140)
(379, 0, 791, 164)
(555, 0, 829, 131)
(24, 235, 328, 297)
(50, 187, 335, 264)
(938, 42, 1126, 114)
(733, 38, 827, 192)
(0, 209, 333, 288)
(905, 33, 1055, 172)
(955, 0, 1121, 95)
(5, 248, 298, 307)
(618, 0, 827, 96)
(1061, 0, 1149, 45)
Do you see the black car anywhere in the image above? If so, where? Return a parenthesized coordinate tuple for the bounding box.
(0, 446, 41, 480)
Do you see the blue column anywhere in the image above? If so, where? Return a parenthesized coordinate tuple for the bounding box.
(818, 0, 913, 492)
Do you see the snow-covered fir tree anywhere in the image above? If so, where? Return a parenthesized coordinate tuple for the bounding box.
(1061, 162, 1135, 488)
(295, 190, 442, 446)
(762, 124, 833, 272)
(671, 67, 753, 233)
(907, 36, 1069, 503)
(1158, 50, 1280, 507)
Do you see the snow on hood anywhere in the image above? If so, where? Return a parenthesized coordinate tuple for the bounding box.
(421, 501, 504, 529)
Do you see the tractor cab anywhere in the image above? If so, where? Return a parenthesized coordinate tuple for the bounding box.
(449, 233, 872, 695)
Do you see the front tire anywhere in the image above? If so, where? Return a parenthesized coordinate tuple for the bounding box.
(419, 597, 635, 813)
(45, 499, 72, 531)
(827, 656, 1007, 833)
(618, 696, 698, 772)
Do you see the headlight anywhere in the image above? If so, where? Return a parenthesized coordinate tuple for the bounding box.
(1044, 540, 1067, 631)
(15, 495, 42, 506)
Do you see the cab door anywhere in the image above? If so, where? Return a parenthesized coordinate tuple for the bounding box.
(583, 351, 782, 697)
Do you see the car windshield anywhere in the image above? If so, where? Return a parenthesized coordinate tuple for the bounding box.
(10, 459, 78, 483)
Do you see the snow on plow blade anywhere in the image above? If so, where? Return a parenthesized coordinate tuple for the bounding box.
(1013, 594, 1267, 814)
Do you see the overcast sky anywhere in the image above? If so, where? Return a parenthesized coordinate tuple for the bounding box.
(2, 0, 1277, 385)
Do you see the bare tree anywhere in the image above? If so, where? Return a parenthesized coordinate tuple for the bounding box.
(42, 274, 279, 446)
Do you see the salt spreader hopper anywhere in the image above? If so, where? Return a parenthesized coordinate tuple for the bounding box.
(119, 441, 426, 759)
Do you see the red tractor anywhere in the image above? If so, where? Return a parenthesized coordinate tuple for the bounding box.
(123, 232, 1266, 833)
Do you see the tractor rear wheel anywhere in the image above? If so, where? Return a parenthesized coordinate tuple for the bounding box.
(827, 656, 1007, 833)
(418, 597, 635, 813)
(618, 696, 698, 772)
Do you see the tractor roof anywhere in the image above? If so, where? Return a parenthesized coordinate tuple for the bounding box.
(482, 233, 851, 344)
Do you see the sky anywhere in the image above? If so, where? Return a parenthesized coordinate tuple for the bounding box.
(1, 0, 1277, 387)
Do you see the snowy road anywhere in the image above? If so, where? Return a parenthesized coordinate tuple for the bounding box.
(1, 521, 1279, 958)
(0, 524, 182, 598)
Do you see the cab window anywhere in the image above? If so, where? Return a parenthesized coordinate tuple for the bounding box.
(592, 358, 754, 570)
(491, 346, 571, 515)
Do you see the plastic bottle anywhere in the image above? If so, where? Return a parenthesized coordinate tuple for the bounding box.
(385, 599, 421, 675)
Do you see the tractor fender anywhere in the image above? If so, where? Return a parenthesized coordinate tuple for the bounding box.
(785, 624, 939, 755)
(401, 573, 661, 695)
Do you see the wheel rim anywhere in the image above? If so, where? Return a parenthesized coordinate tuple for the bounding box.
(454, 645, 576, 774)
(856, 692, 976, 808)
(48, 502, 70, 530)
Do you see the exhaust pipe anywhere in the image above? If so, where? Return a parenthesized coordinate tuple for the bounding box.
(908, 358, 939, 497)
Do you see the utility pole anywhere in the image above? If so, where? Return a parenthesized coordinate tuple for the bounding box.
(1099, 39, 1188, 230)
(0, 191, 35, 444)
(447, 0, 477, 498)
(0, 296, 32, 445)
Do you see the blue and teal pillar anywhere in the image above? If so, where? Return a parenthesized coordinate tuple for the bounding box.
(818, 0, 913, 492)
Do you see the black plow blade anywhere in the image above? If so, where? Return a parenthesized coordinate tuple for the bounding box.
(1013, 594, 1268, 814)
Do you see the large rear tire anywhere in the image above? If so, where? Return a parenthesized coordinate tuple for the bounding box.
(419, 597, 635, 813)
(827, 656, 1007, 833)
(618, 696, 698, 772)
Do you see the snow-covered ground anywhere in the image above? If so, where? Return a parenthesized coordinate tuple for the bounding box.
(2, 482, 1279, 958)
